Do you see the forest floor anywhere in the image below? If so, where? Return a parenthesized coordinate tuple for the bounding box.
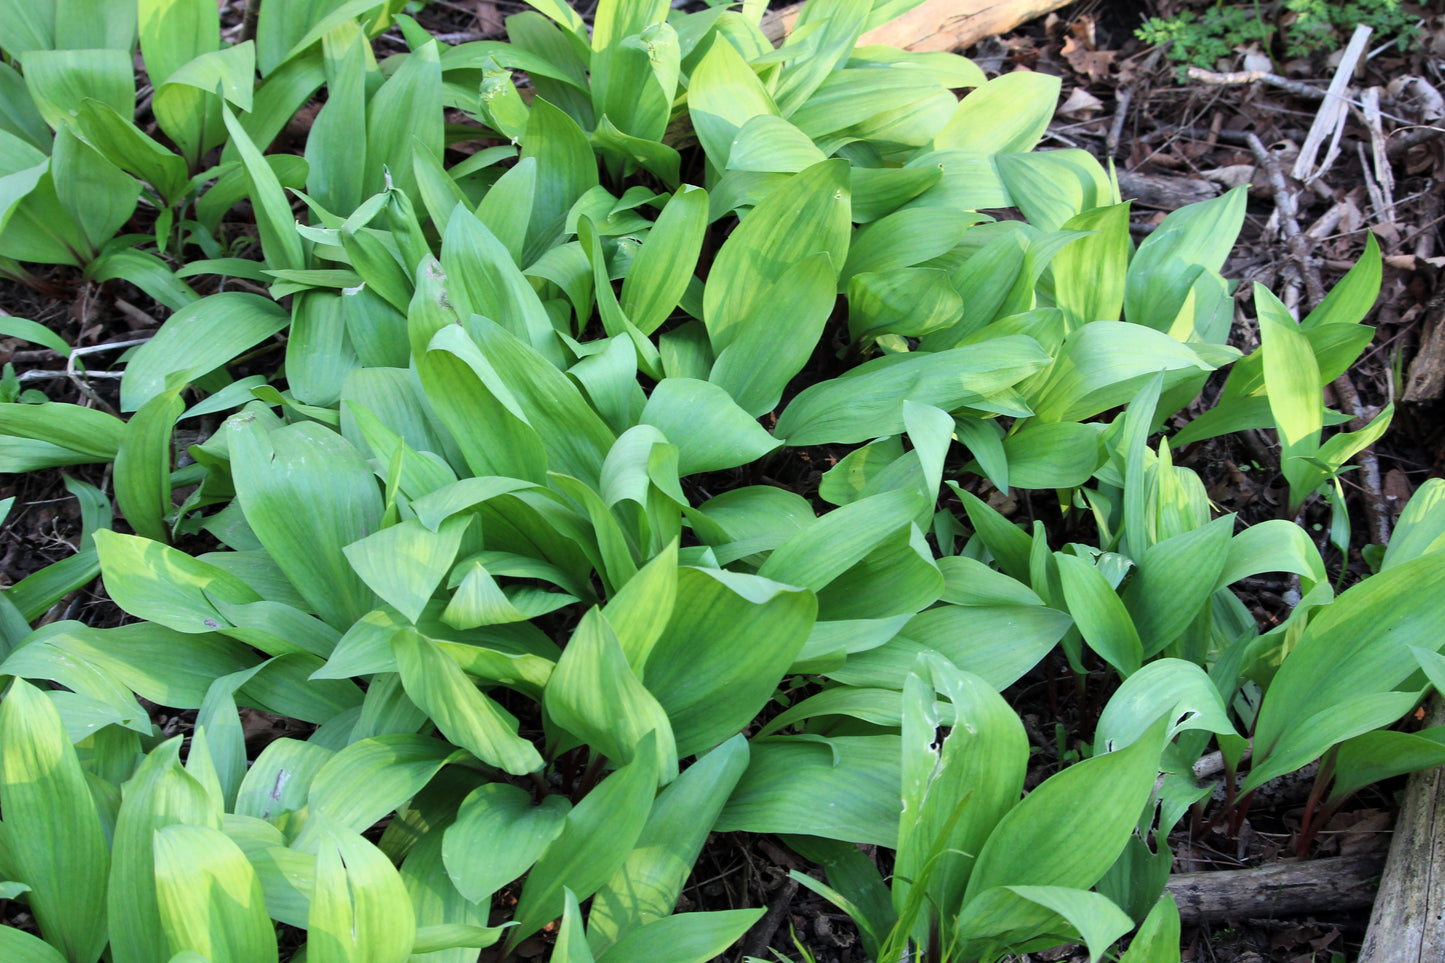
(2, 0, 1444, 960)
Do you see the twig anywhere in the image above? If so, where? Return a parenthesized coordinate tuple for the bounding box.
(18, 370, 122, 383)
(113, 298, 160, 328)
(1387, 125, 1445, 160)
(1185, 66, 1327, 102)
(1292, 25, 1373, 184)
(1244, 132, 1324, 305)
(735, 877, 799, 962)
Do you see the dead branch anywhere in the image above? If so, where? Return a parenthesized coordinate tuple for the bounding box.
(1184, 67, 1327, 102)
(1167, 853, 1388, 923)
(761, 0, 1073, 52)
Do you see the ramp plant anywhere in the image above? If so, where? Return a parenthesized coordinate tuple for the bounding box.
(0, 0, 1440, 960)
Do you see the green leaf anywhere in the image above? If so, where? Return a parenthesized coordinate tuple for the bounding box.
(343, 517, 467, 624)
(228, 417, 383, 630)
(509, 733, 661, 948)
(0, 316, 70, 356)
(1302, 232, 1381, 329)
(546, 607, 678, 780)
(114, 381, 184, 543)
(1257, 284, 1323, 510)
(715, 735, 901, 845)
(933, 71, 1059, 152)
(1095, 658, 1236, 751)
(587, 736, 749, 952)
(687, 34, 779, 168)
(965, 718, 1166, 899)
(108, 738, 221, 963)
(956, 886, 1133, 963)
(1053, 202, 1131, 325)
(441, 783, 570, 904)
(0, 926, 68, 963)
(1118, 894, 1182, 963)
(1055, 552, 1142, 676)
(221, 103, 306, 271)
(595, 910, 763, 963)
(302, 733, 458, 840)
(0, 402, 124, 464)
(519, 98, 598, 264)
(51, 126, 139, 253)
(1382, 478, 1445, 570)
(1000, 421, 1104, 490)
(95, 530, 261, 633)
(621, 185, 707, 335)
(1329, 726, 1445, 804)
(1124, 186, 1246, 330)
(121, 292, 289, 411)
(775, 336, 1051, 445)
(643, 567, 815, 756)
(138, 0, 219, 87)
(703, 159, 849, 356)
(307, 819, 417, 963)
(152, 824, 278, 963)
(21, 48, 136, 130)
(365, 38, 441, 202)
(897, 657, 1029, 937)
(0, 679, 109, 963)
(1123, 516, 1234, 656)
(392, 628, 543, 775)
(1248, 552, 1445, 791)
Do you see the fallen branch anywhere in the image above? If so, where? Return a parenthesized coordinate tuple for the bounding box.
(1359, 695, 1445, 962)
(1166, 853, 1388, 923)
(1185, 66, 1326, 102)
(761, 0, 1073, 52)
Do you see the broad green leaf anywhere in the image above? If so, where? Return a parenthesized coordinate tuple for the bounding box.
(1000, 421, 1104, 490)
(897, 657, 1028, 937)
(546, 607, 678, 780)
(1257, 284, 1323, 510)
(1124, 186, 1246, 330)
(50, 126, 138, 252)
(69, 99, 188, 204)
(1302, 232, 1381, 329)
(153, 824, 278, 963)
(343, 517, 467, 624)
(715, 735, 901, 845)
(20, 48, 135, 130)
(114, 381, 183, 543)
(725, 114, 826, 173)
(509, 733, 661, 947)
(1329, 726, 1445, 804)
(442, 783, 570, 903)
(1123, 516, 1234, 656)
(1118, 894, 1182, 963)
(1382, 478, 1445, 570)
(643, 567, 815, 756)
(687, 34, 779, 168)
(994, 149, 1112, 233)
(956, 885, 1133, 963)
(587, 736, 749, 952)
(0, 926, 68, 963)
(1217, 518, 1327, 588)
(0, 316, 70, 356)
(965, 718, 1167, 899)
(121, 292, 289, 411)
(0, 402, 123, 463)
(392, 628, 542, 775)
(933, 71, 1059, 152)
(621, 185, 707, 334)
(1249, 553, 1445, 790)
(1029, 322, 1217, 424)
(303, 733, 459, 839)
(703, 159, 849, 354)
(95, 530, 261, 633)
(842, 208, 974, 283)
(775, 336, 1051, 445)
(710, 250, 838, 415)
(519, 98, 598, 264)
(138, 0, 219, 86)
(0, 679, 109, 963)
(637, 378, 779, 475)
(595, 910, 763, 963)
(554, 889, 594, 963)
(1053, 202, 1130, 325)
(229, 417, 383, 629)
(1056, 552, 1142, 676)
(365, 38, 442, 202)
(307, 819, 416, 963)
(109, 738, 221, 963)
(0, 0, 54, 54)
(222, 104, 305, 270)
(1095, 658, 1236, 751)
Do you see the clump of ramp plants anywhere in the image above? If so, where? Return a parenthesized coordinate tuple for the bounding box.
(2, 0, 1444, 961)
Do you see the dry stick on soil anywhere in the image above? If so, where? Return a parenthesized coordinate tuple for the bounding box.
(1166, 852, 1387, 923)
(760, 0, 1072, 51)
(1185, 66, 1327, 102)
(1359, 695, 1445, 962)
(1293, 25, 1373, 185)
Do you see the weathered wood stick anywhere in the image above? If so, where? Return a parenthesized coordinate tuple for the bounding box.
(761, 0, 1074, 52)
(1359, 695, 1445, 962)
(1166, 853, 1387, 923)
